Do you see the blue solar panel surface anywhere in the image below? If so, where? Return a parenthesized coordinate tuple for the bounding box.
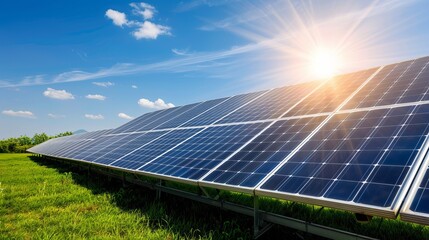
(153, 98, 227, 130)
(93, 131, 168, 165)
(110, 128, 200, 170)
(27, 56, 429, 221)
(181, 91, 267, 127)
(344, 56, 429, 109)
(285, 69, 376, 117)
(138, 122, 269, 180)
(217, 82, 320, 123)
(259, 104, 429, 209)
(203, 115, 327, 188)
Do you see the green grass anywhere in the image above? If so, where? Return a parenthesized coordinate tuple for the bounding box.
(0, 153, 428, 239)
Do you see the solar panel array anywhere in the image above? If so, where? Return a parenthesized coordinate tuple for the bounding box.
(28, 56, 429, 224)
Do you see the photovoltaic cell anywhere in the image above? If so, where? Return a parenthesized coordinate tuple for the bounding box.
(27, 55, 429, 221)
(258, 104, 429, 214)
(110, 103, 203, 134)
(153, 98, 227, 130)
(93, 131, 167, 165)
(285, 69, 377, 117)
(49, 130, 111, 157)
(138, 122, 269, 181)
(399, 104, 429, 225)
(217, 82, 320, 124)
(202, 115, 327, 188)
(181, 91, 267, 127)
(111, 128, 201, 170)
(344, 56, 429, 110)
(110, 110, 167, 134)
(66, 134, 125, 160)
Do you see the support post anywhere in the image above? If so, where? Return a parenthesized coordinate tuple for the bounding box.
(122, 172, 127, 187)
(156, 180, 163, 200)
(254, 195, 260, 237)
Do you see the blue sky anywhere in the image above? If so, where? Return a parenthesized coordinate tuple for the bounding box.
(1, 0, 429, 138)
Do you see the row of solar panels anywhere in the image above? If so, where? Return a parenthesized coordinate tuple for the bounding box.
(29, 56, 429, 225)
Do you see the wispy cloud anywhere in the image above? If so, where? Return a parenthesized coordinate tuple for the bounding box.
(118, 112, 134, 120)
(48, 113, 66, 119)
(2, 110, 35, 119)
(43, 88, 75, 100)
(84, 114, 104, 120)
(131, 85, 138, 89)
(93, 81, 114, 87)
(138, 98, 174, 109)
(0, 43, 262, 88)
(0, 0, 420, 89)
(86, 94, 106, 101)
(130, 2, 156, 20)
(106, 2, 170, 40)
(172, 48, 191, 56)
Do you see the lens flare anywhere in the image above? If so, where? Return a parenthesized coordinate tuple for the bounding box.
(308, 48, 342, 79)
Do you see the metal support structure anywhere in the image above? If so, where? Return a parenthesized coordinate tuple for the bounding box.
(156, 179, 163, 200)
(253, 195, 273, 239)
(36, 156, 378, 240)
(122, 172, 127, 187)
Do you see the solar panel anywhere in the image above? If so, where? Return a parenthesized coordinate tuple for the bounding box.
(28, 55, 429, 223)
(110, 104, 198, 134)
(396, 105, 429, 225)
(110, 128, 201, 171)
(344, 56, 429, 110)
(93, 131, 169, 165)
(200, 115, 327, 191)
(152, 98, 228, 130)
(48, 130, 111, 158)
(110, 109, 169, 134)
(216, 81, 321, 123)
(137, 122, 270, 182)
(181, 91, 267, 127)
(256, 104, 429, 218)
(285, 68, 377, 117)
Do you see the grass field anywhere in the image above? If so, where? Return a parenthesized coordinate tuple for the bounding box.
(1, 153, 428, 239)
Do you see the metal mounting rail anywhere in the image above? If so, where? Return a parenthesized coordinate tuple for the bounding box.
(35, 155, 378, 240)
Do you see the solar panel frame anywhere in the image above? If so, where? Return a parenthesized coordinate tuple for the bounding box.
(136, 121, 272, 184)
(397, 104, 429, 225)
(197, 66, 384, 194)
(28, 56, 429, 223)
(255, 103, 429, 219)
(343, 56, 429, 110)
(401, 153, 429, 225)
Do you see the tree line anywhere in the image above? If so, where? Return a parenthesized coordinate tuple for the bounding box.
(0, 132, 73, 153)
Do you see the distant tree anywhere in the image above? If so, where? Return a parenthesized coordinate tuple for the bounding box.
(0, 131, 73, 153)
(54, 131, 73, 138)
(18, 135, 32, 145)
(32, 133, 49, 145)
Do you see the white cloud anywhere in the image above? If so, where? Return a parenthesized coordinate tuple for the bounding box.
(2, 110, 35, 118)
(172, 48, 191, 56)
(105, 3, 170, 40)
(132, 85, 138, 89)
(130, 2, 156, 20)
(118, 112, 134, 120)
(43, 88, 75, 100)
(84, 114, 104, 120)
(138, 98, 174, 109)
(106, 9, 128, 27)
(48, 113, 65, 119)
(133, 21, 170, 40)
(86, 94, 106, 101)
(93, 81, 114, 87)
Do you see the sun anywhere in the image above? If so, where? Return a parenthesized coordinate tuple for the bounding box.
(308, 48, 342, 80)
